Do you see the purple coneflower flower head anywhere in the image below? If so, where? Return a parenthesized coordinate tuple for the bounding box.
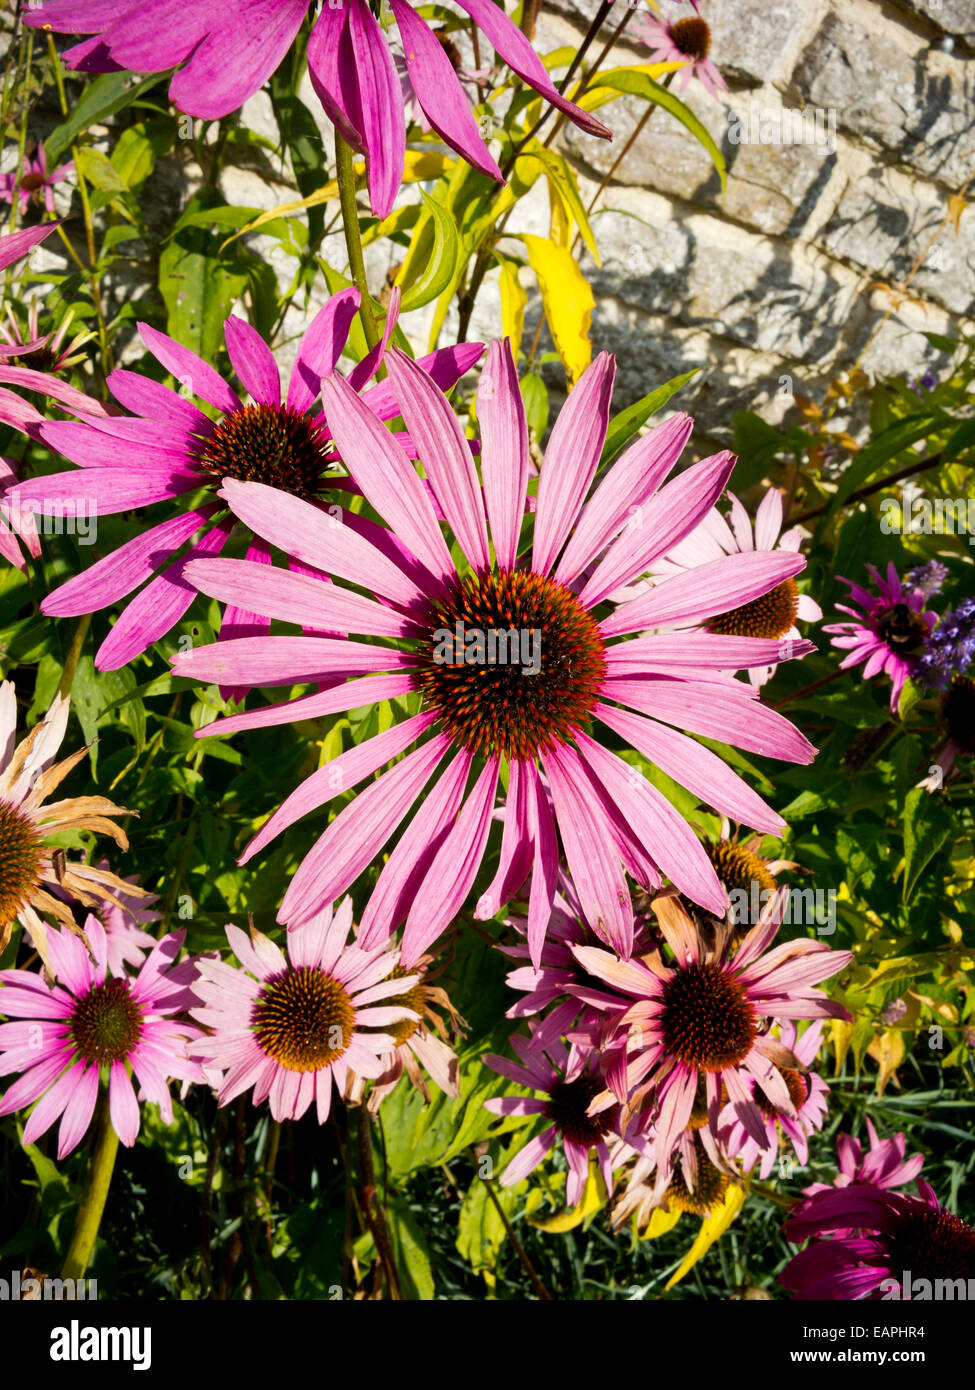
(781, 1181, 975, 1300)
(915, 596, 975, 692)
(345, 950, 464, 1110)
(13, 290, 482, 670)
(484, 1027, 621, 1207)
(632, 9, 727, 98)
(0, 147, 74, 215)
(0, 918, 203, 1158)
(0, 683, 145, 962)
(568, 889, 851, 1195)
(612, 1127, 738, 1231)
(718, 1018, 829, 1179)
(172, 340, 818, 963)
(824, 562, 937, 711)
(651, 487, 822, 687)
(26, 0, 609, 220)
(189, 899, 421, 1124)
(803, 1119, 924, 1200)
(0, 302, 95, 375)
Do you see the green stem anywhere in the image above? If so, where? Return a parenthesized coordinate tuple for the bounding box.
(62, 1094, 119, 1280)
(58, 612, 91, 699)
(334, 132, 380, 353)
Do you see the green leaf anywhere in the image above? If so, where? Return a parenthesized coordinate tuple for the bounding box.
(387, 1198, 435, 1300)
(396, 190, 460, 313)
(110, 120, 172, 191)
(456, 1174, 521, 1277)
(600, 370, 699, 464)
(520, 372, 549, 438)
(730, 410, 788, 490)
(159, 190, 249, 361)
(75, 148, 127, 195)
(902, 787, 953, 904)
(269, 87, 328, 243)
(943, 416, 975, 462)
(589, 70, 726, 192)
(823, 415, 943, 521)
(45, 73, 164, 166)
(521, 139, 600, 264)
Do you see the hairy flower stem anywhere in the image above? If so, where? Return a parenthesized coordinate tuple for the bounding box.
(335, 131, 380, 354)
(61, 1095, 119, 1280)
(356, 1105, 401, 1299)
(57, 612, 91, 699)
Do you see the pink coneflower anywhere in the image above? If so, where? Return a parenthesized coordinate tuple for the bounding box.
(484, 1027, 621, 1206)
(26, 0, 609, 220)
(12, 292, 482, 669)
(172, 340, 817, 963)
(0, 918, 203, 1158)
(569, 890, 851, 1193)
(96, 871, 162, 976)
(0, 302, 95, 374)
(718, 1019, 829, 1179)
(703, 818, 800, 938)
(632, 11, 727, 98)
(613, 1129, 738, 1230)
(652, 488, 822, 687)
(0, 147, 74, 216)
(781, 1181, 975, 1300)
(0, 682, 143, 962)
(188, 900, 421, 1123)
(803, 1120, 924, 1199)
(0, 222, 58, 273)
(345, 951, 464, 1110)
(824, 562, 937, 712)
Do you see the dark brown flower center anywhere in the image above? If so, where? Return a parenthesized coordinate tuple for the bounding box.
(660, 962, 756, 1071)
(70, 978, 143, 1064)
(415, 567, 607, 760)
(666, 1141, 729, 1216)
(0, 800, 44, 930)
(21, 172, 46, 193)
(197, 404, 333, 501)
(670, 16, 711, 61)
(253, 966, 355, 1071)
(435, 31, 463, 71)
(942, 675, 975, 756)
(707, 578, 798, 641)
(875, 601, 927, 655)
(382, 963, 426, 1046)
(886, 1203, 975, 1285)
(755, 1066, 807, 1119)
(544, 1074, 612, 1147)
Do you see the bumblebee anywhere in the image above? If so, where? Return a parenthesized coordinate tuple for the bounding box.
(877, 601, 927, 654)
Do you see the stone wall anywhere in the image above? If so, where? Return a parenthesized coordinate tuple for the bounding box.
(519, 0, 975, 445)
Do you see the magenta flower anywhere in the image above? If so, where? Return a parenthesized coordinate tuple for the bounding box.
(0, 148, 74, 216)
(484, 1027, 621, 1206)
(27, 0, 609, 219)
(803, 1120, 925, 1199)
(632, 11, 727, 98)
(824, 562, 937, 711)
(652, 487, 823, 687)
(781, 1181, 975, 1300)
(569, 890, 851, 1193)
(0, 302, 95, 375)
(171, 340, 818, 963)
(11, 289, 482, 669)
(0, 919, 203, 1158)
(188, 899, 420, 1123)
(717, 1018, 829, 1179)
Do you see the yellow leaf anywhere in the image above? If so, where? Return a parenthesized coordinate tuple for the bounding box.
(664, 1185, 747, 1290)
(639, 1205, 682, 1240)
(867, 1029, 905, 1094)
(526, 1156, 606, 1232)
(948, 193, 968, 234)
(498, 257, 526, 356)
(520, 234, 594, 387)
(549, 186, 571, 248)
(573, 61, 687, 112)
